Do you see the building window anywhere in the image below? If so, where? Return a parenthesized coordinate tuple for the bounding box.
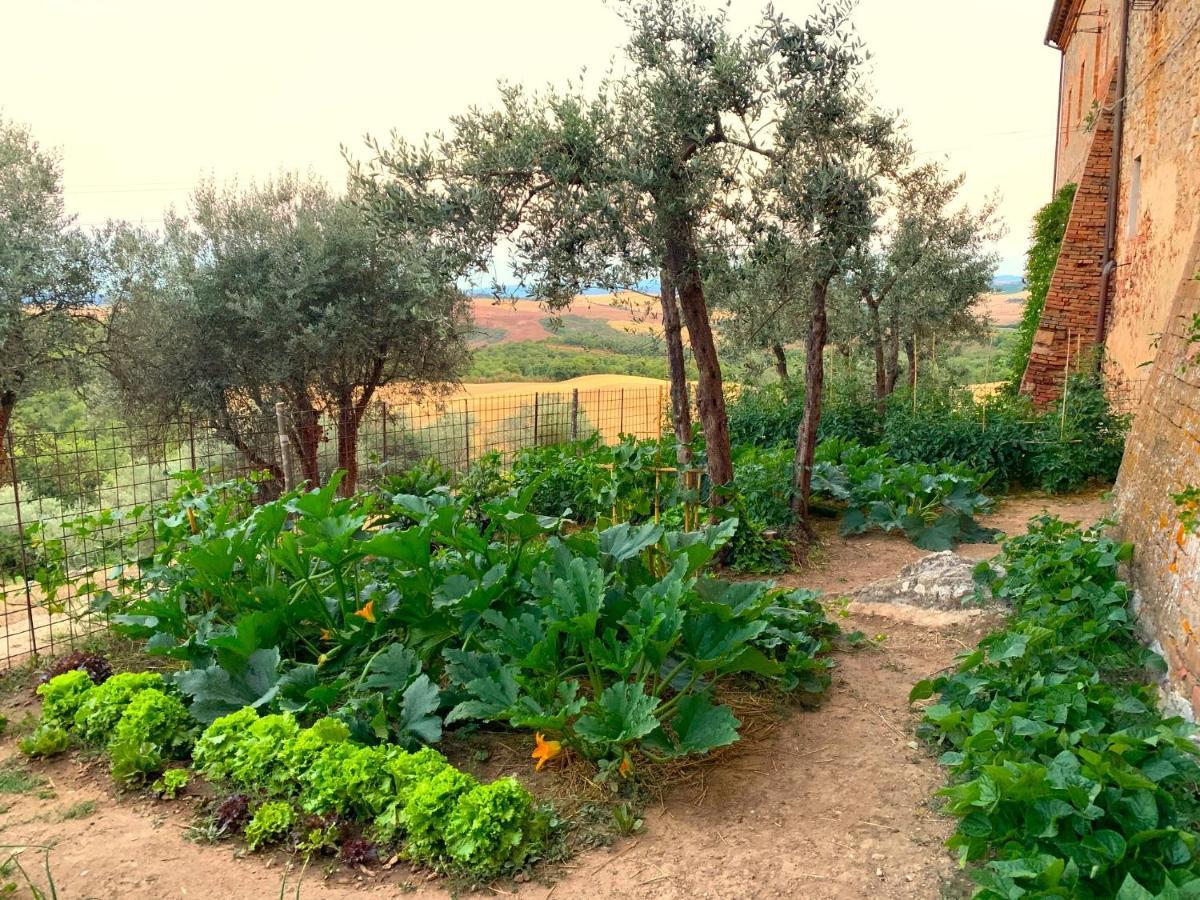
(1127, 155, 1142, 239)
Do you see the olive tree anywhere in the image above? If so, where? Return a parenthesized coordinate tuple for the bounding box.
(0, 117, 95, 464)
(851, 164, 1000, 404)
(353, 0, 882, 498)
(102, 175, 470, 493)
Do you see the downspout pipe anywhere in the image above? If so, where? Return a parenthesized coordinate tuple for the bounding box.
(1096, 0, 1133, 351)
(1052, 52, 1065, 193)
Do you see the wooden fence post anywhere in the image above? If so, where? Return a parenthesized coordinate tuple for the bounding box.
(5, 429, 38, 658)
(275, 401, 298, 492)
(380, 402, 389, 463)
(570, 389, 580, 441)
(619, 389, 625, 436)
(462, 398, 471, 468)
(533, 392, 540, 446)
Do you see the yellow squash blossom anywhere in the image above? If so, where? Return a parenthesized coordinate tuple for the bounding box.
(618, 755, 633, 778)
(353, 600, 376, 624)
(531, 733, 562, 771)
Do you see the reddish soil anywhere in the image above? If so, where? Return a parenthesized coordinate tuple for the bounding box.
(471, 294, 645, 344)
(0, 490, 1110, 899)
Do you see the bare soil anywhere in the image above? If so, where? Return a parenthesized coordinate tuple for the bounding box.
(0, 490, 1110, 900)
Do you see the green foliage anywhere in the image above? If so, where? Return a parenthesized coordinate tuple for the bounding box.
(35, 671, 94, 730)
(1174, 486, 1200, 537)
(912, 517, 1200, 897)
(245, 801, 295, 851)
(729, 376, 1127, 495)
(72, 672, 164, 745)
(97, 459, 837, 771)
(107, 688, 193, 783)
(510, 438, 610, 521)
(469, 340, 670, 382)
(813, 441, 995, 550)
(18, 725, 70, 759)
(152, 769, 189, 799)
(378, 457, 453, 498)
(402, 768, 479, 865)
(444, 778, 546, 877)
(1009, 183, 1076, 383)
(442, 517, 838, 763)
(0, 116, 97, 451)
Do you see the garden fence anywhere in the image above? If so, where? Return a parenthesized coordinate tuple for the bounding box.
(0, 386, 670, 670)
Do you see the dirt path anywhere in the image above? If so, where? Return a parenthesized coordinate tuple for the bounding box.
(0, 490, 1110, 899)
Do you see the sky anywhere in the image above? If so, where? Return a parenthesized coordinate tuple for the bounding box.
(2, 0, 1061, 276)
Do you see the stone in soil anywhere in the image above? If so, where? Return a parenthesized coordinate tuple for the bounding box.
(850, 551, 998, 611)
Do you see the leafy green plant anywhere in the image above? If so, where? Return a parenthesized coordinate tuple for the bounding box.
(18, 726, 69, 759)
(72, 672, 164, 745)
(911, 517, 1200, 897)
(443, 777, 546, 877)
(152, 769, 189, 799)
(402, 768, 479, 865)
(108, 688, 193, 784)
(813, 441, 995, 550)
(442, 518, 837, 764)
(245, 801, 295, 851)
(35, 672, 93, 730)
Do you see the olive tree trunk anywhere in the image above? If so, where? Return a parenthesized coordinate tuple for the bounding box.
(790, 279, 830, 524)
(659, 268, 693, 465)
(665, 231, 733, 495)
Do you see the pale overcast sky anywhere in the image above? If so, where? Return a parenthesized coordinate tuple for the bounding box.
(3, 0, 1059, 275)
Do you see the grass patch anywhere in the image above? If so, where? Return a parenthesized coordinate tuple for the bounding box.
(0, 759, 48, 797)
(60, 800, 96, 820)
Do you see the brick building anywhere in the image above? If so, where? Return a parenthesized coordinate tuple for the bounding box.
(1032, 0, 1200, 712)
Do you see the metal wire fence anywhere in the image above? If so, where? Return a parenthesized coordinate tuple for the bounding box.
(0, 386, 669, 670)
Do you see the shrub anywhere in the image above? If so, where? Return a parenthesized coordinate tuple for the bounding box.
(444, 778, 545, 877)
(36, 670, 95, 730)
(245, 801, 295, 851)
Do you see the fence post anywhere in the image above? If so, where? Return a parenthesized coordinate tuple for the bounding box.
(462, 398, 471, 468)
(188, 417, 198, 472)
(5, 430, 38, 659)
(532, 392, 540, 446)
(380, 402, 389, 463)
(274, 402, 298, 492)
(619, 389, 625, 436)
(657, 386, 665, 439)
(570, 389, 580, 441)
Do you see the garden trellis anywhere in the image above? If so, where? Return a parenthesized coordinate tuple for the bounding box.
(0, 387, 672, 669)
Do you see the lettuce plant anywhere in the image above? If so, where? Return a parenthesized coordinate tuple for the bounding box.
(36, 670, 94, 729)
(73, 672, 164, 745)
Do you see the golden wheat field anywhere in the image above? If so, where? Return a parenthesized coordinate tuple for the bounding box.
(377, 374, 671, 455)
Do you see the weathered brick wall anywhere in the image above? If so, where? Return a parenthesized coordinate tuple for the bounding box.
(1115, 233, 1200, 709)
(1054, 0, 1118, 192)
(1101, 0, 1200, 412)
(1020, 78, 1116, 407)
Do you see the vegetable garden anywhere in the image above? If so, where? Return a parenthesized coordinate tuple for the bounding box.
(0, 370, 1160, 896)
